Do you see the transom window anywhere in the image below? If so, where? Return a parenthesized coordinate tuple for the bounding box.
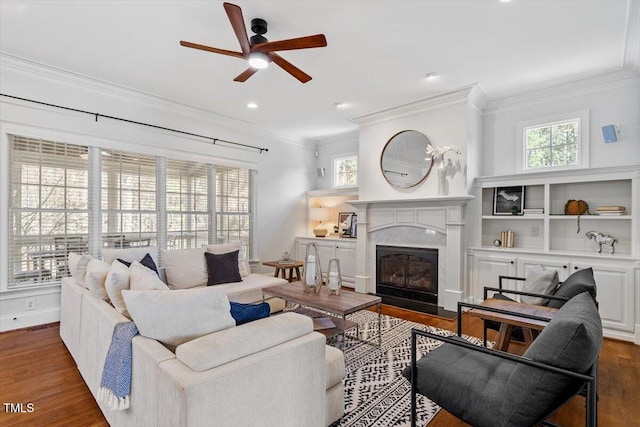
(333, 155, 358, 188)
(517, 111, 589, 173)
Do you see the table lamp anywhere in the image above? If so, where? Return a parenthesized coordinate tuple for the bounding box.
(310, 207, 330, 237)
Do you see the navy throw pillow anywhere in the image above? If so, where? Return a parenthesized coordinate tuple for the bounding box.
(230, 301, 270, 326)
(117, 253, 159, 275)
(205, 250, 242, 286)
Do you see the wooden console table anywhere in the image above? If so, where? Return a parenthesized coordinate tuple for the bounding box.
(469, 298, 559, 352)
(262, 260, 303, 282)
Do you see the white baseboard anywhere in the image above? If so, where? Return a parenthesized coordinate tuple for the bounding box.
(0, 308, 60, 332)
(635, 324, 640, 345)
(602, 327, 637, 344)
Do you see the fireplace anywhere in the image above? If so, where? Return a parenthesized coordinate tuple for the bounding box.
(376, 245, 438, 313)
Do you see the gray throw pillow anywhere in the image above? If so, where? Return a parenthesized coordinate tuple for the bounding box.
(547, 267, 596, 309)
(500, 292, 602, 426)
(520, 268, 559, 305)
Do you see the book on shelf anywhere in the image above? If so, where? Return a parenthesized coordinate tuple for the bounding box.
(596, 211, 627, 216)
(500, 230, 515, 248)
(595, 206, 626, 211)
(523, 208, 544, 214)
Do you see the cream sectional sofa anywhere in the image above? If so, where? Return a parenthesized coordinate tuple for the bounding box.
(59, 246, 345, 427)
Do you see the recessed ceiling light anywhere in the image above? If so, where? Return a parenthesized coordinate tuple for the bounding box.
(499, 0, 511, 3)
(334, 102, 345, 109)
(247, 102, 258, 109)
(424, 72, 438, 80)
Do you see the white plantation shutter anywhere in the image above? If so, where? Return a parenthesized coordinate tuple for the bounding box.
(166, 159, 210, 249)
(8, 136, 89, 288)
(101, 149, 158, 249)
(216, 167, 255, 260)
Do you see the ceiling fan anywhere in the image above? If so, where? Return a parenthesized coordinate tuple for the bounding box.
(180, 2, 327, 83)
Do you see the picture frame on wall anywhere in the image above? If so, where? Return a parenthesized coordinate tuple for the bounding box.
(338, 212, 356, 238)
(493, 186, 525, 215)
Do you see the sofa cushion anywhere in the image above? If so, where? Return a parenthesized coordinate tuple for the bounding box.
(122, 286, 235, 350)
(229, 301, 270, 326)
(206, 242, 250, 277)
(102, 246, 159, 266)
(520, 267, 559, 305)
(205, 251, 242, 285)
(68, 252, 93, 287)
(116, 253, 159, 275)
(85, 258, 111, 301)
(175, 312, 313, 372)
(161, 247, 208, 289)
(547, 267, 597, 308)
(129, 261, 170, 291)
(105, 260, 131, 317)
(501, 292, 602, 426)
(325, 345, 346, 389)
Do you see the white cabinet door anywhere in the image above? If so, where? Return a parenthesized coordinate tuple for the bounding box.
(517, 256, 571, 284)
(569, 262, 635, 334)
(335, 243, 357, 282)
(472, 253, 517, 301)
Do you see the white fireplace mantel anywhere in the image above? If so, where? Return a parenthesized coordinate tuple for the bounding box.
(350, 196, 474, 312)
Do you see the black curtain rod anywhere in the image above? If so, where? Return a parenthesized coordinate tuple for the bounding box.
(0, 93, 269, 154)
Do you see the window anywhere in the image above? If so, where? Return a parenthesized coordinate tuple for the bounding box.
(333, 155, 358, 188)
(101, 150, 157, 249)
(166, 159, 211, 249)
(216, 167, 255, 259)
(517, 111, 589, 172)
(8, 136, 89, 287)
(4, 134, 257, 289)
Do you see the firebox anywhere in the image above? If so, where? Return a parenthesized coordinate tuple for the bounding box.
(376, 245, 438, 313)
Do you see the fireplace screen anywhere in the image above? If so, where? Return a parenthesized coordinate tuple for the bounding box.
(376, 245, 438, 310)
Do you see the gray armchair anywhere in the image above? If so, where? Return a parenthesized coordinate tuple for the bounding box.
(403, 291, 602, 427)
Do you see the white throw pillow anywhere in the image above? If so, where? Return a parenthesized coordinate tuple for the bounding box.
(105, 260, 132, 317)
(206, 242, 251, 277)
(102, 246, 159, 266)
(68, 252, 93, 287)
(85, 258, 111, 301)
(129, 261, 169, 291)
(122, 286, 235, 350)
(161, 247, 208, 289)
(520, 267, 560, 305)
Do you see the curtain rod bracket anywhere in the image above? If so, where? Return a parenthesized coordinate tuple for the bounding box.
(95, 113, 99, 122)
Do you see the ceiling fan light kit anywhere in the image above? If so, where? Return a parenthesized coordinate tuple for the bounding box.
(180, 2, 327, 83)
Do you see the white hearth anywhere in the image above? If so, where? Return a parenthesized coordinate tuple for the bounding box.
(349, 196, 473, 312)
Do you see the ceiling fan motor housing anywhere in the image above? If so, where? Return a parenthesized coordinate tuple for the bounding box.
(251, 18, 267, 35)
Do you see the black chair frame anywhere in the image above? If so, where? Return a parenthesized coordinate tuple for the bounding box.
(409, 327, 598, 427)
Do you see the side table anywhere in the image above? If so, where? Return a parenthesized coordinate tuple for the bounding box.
(262, 260, 303, 282)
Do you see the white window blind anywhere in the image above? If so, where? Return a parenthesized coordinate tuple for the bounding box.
(216, 167, 254, 259)
(101, 150, 157, 249)
(166, 159, 210, 249)
(8, 136, 89, 288)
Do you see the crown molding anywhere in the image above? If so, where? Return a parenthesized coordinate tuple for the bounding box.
(623, 0, 640, 72)
(314, 130, 359, 148)
(350, 84, 484, 126)
(0, 53, 310, 147)
(484, 68, 640, 114)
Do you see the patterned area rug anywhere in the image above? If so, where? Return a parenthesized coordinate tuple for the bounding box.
(327, 310, 487, 427)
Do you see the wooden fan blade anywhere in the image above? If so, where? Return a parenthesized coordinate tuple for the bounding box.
(233, 67, 260, 82)
(223, 2, 250, 57)
(252, 34, 327, 53)
(269, 53, 312, 83)
(180, 41, 245, 59)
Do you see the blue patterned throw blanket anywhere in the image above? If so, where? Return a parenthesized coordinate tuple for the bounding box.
(97, 321, 139, 410)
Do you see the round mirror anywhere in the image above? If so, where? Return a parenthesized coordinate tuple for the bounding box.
(380, 130, 433, 188)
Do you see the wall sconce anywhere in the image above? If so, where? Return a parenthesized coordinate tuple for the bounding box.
(310, 207, 330, 237)
(601, 125, 619, 143)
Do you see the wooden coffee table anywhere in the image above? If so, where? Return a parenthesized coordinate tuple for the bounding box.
(263, 284, 382, 348)
(469, 298, 559, 352)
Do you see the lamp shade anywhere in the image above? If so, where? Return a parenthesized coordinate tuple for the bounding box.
(310, 207, 330, 222)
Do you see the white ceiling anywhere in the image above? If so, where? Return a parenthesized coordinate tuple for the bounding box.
(1, 1, 637, 142)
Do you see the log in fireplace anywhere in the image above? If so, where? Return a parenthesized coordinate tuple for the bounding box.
(376, 245, 438, 313)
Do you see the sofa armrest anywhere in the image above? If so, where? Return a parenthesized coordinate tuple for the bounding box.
(175, 312, 313, 372)
(483, 286, 570, 304)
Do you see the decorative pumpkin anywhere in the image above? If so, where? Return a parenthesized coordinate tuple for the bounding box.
(564, 200, 589, 215)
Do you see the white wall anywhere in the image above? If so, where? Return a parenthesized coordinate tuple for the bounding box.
(0, 56, 314, 330)
(482, 71, 640, 176)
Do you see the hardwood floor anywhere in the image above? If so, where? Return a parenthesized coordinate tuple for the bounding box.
(1, 307, 639, 426)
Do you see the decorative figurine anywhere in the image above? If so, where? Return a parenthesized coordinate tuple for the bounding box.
(585, 231, 618, 254)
